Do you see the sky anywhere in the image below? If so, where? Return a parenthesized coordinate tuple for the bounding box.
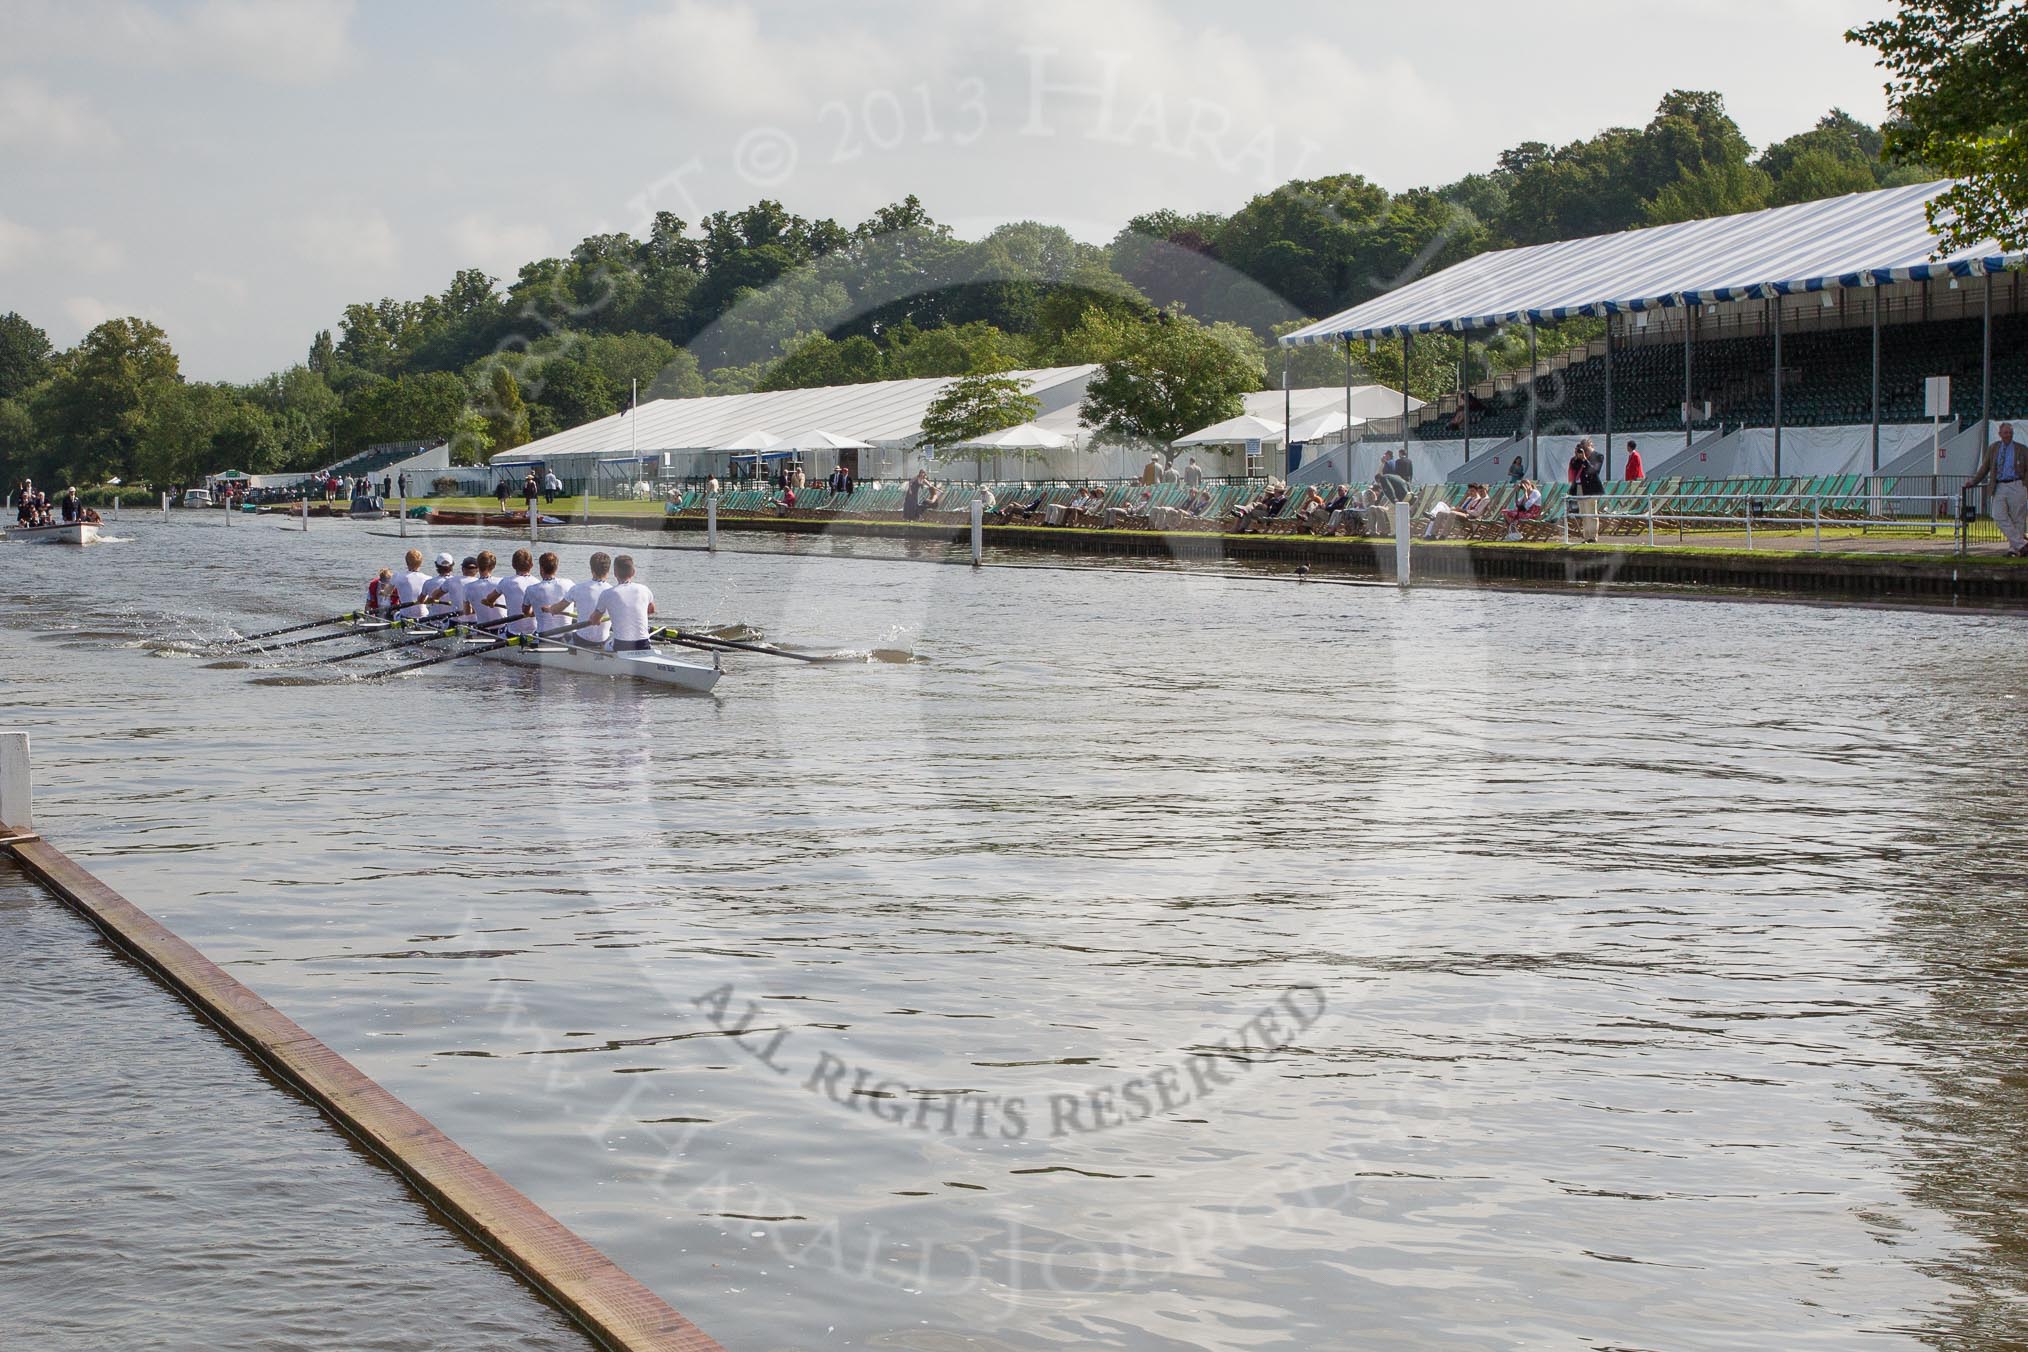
(0, 0, 1902, 380)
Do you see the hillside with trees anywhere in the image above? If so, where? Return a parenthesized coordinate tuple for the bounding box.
(0, 95, 1947, 493)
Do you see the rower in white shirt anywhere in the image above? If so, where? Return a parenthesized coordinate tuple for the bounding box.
(463, 550, 505, 625)
(485, 548, 538, 637)
(390, 549, 432, 618)
(590, 554, 656, 651)
(562, 551, 613, 649)
(522, 551, 575, 640)
(417, 552, 462, 620)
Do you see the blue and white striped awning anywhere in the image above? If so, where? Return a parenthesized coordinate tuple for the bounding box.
(1280, 180, 2021, 346)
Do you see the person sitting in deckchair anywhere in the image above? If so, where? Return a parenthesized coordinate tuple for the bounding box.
(1502, 480, 1545, 538)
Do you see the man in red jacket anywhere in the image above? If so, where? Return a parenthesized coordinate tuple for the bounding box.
(1624, 439, 1644, 481)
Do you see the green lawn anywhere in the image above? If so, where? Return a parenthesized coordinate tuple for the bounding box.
(425, 495, 670, 518)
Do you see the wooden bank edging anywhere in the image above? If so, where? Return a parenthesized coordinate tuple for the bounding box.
(652, 512, 2028, 602)
(0, 831, 726, 1352)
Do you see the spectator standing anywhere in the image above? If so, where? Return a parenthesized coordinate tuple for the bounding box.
(494, 479, 511, 510)
(1574, 438, 1605, 542)
(381, 474, 393, 499)
(1393, 448, 1414, 483)
(522, 472, 540, 514)
(1183, 457, 1203, 487)
(1142, 454, 1162, 486)
(1506, 455, 1526, 483)
(1624, 439, 1644, 481)
(1971, 421, 2027, 556)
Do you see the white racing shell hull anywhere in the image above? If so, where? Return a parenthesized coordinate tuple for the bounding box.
(355, 619, 720, 692)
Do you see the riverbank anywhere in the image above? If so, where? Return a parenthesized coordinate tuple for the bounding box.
(638, 512, 2028, 604)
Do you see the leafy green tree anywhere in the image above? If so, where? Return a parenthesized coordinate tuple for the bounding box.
(337, 371, 469, 453)
(531, 357, 615, 427)
(1769, 148, 1879, 206)
(579, 332, 681, 403)
(0, 312, 53, 403)
(919, 371, 1040, 479)
(1645, 159, 1773, 224)
(478, 365, 530, 452)
(756, 332, 843, 390)
(1849, 0, 2028, 251)
(1216, 175, 1391, 320)
(1080, 310, 1265, 453)
(884, 320, 1026, 378)
(37, 317, 181, 485)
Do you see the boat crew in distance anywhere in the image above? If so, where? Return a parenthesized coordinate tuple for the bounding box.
(590, 554, 656, 651)
(463, 551, 504, 624)
(522, 551, 574, 640)
(486, 548, 538, 636)
(391, 549, 431, 617)
(417, 552, 461, 619)
(563, 551, 613, 649)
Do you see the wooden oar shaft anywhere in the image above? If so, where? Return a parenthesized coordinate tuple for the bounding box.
(654, 628, 827, 663)
(238, 611, 360, 643)
(299, 614, 512, 666)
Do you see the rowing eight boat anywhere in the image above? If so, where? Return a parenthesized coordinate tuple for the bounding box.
(348, 617, 721, 692)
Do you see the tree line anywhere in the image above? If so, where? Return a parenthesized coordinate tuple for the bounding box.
(0, 93, 1946, 492)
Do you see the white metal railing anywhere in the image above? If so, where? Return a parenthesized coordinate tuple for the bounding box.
(1570, 490, 1981, 551)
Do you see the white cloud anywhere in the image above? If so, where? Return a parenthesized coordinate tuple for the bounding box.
(0, 218, 123, 274)
(549, 0, 905, 118)
(295, 211, 400, 273)
(185, 0, 359, 85)
(0, 78, 119, 154)
(62, 296, 121, 331)
(446, 215, 556, 278)
(0, 0, 358, 86)
(0, 217, 40, 270)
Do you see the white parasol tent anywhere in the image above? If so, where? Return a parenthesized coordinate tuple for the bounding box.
(776, 429, 873, 452)
(1288, 409, 1366, 443)
(710, 428, 783, 451)
(1174, 413, 1289, 446)
(950, 421, 1071, 483)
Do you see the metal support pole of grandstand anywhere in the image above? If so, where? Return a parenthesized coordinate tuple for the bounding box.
(1871, 285, 1882, 472)
(1344, 339, 1353, 475)
(1983, 269, 1994, 448)
(1461, 332, 1471, 466)
(301, 494, 309, 531)
(1604, 320, 1615, 479)
(1771, 295, 1784, 478)
(1401, 332, 1412, 468)
(398, 492, 406, 538)
(970, 499, 983, 568)
(1682, 303, 1694, 452)
(162, 491, 169, 522)
(1282, 353, 1292, 477)
(706, 493, 718, 552)
(1527, 323, 1537, 478)
(582, 489, 590, 526)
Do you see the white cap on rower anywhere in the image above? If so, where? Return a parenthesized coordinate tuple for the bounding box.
(434, 552, 454, 567)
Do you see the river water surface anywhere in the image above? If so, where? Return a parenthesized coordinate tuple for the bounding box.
(3, 513, 2026, 1350)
